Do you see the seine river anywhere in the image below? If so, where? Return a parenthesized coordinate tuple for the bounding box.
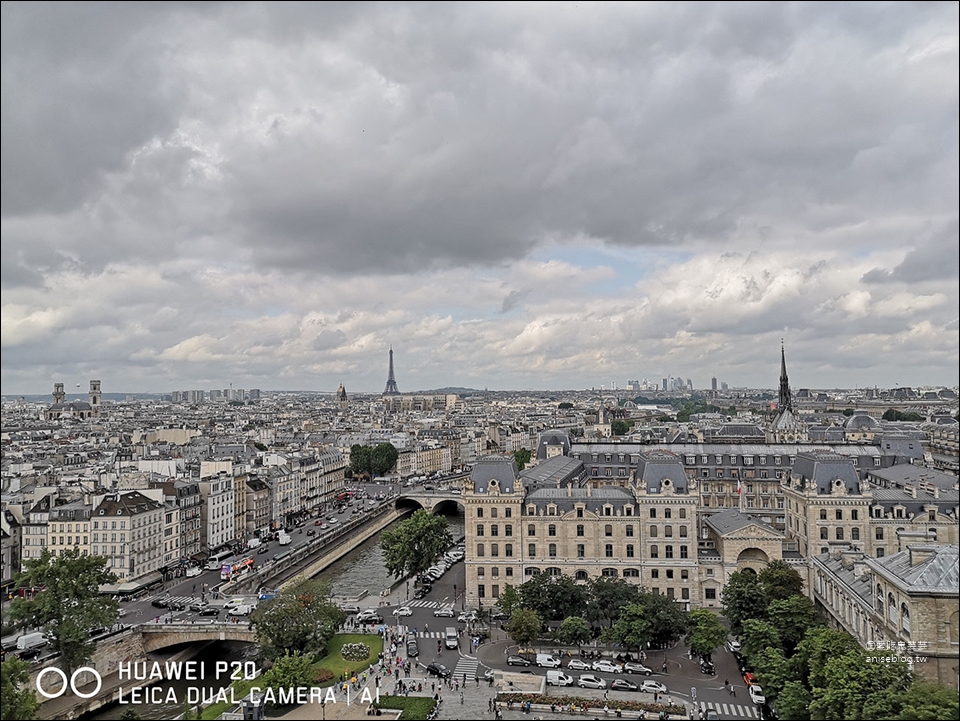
(85, 509, 463, 720)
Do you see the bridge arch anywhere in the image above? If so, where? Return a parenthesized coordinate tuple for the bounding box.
(394, 493, 465, 515)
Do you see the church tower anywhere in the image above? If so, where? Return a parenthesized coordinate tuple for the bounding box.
(89, 380, 102, 418)
(767, 341, 807, 443)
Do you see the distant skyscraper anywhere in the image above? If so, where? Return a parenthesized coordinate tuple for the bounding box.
(383, 346, 400, 396)
(711, 377, 717, 391)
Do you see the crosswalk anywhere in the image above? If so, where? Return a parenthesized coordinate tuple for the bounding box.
(405, 599, 441, 608)
(698, 701, 759, 719)
(453, 656, 479, 680)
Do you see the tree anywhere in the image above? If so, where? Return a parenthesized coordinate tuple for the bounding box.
(862, 679, 960, 721)
(513, 448, 532, 471)
(370, 443, 399, 476)
(10, 548, 118, 674)
(517, 573, 588, 622)
(751, 646, 792, 700)
(506, 608, 541, 647)
(1, 658, 40, 720)
(558, 402, 574, 409)
(496, 584, 521, 619)
(685, 609, 728, 659)
(606, 603, 651, 654)
(776, 681, 812, 721)
(809, 651, 910, 721)
(250, 578, 345, 661)
(558, 616, 591, 649)
(258, 652, 315, 709)
(640, 591, 689, 646)
(610, 419, 630, 436)
(721, 570, 768, 636)
(766, 595, 823, 653)
(758, 560, 805, 601)
(587, 577, 641, 627)
(740, 619, 782, 661)
(380, 510, 452, 579)
(789, 626, 861, 692)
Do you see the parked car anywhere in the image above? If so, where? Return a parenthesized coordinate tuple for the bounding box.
(393, 607, 413, 617)
(413, 587, 431, 599)
(567, 659, 591, 671)
(743, 672, 758, 687)
(592, 659, 623, 674)
(749, 685, 766, 706)
(151, 598, 169, 608)
(257, 546, 268, 555)
(457, 611, 478, 623)
(700, 660, 716, 675)
(189, 601, 209, 612)
(610, 679, 638, 692)
(339, 605, 361, 615)
(426, 662, 451, 678)
(623, 662, 653, 675)
(406, 640, 419, 657)
(433, 607, 455, 617)
(728, 638, 742, 654)
(506, 655, 531, 666)
(640, 680, 667, 694)
(306, 529, 316, 536)
(577, 674, 606, 689)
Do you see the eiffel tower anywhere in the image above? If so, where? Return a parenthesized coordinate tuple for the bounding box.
(382, 346, 400, 396)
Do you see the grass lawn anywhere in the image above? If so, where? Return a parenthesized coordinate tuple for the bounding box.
(312, 633, 384, 684)
(198, 633, 383, 719)
(373, 696, 436, 720)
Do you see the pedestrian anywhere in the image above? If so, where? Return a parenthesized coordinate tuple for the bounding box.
(460, 691, 464, 704)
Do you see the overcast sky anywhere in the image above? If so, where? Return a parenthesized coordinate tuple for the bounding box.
(2, 2, 957, 396)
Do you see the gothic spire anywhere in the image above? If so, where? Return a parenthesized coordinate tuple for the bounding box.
(778, 339, 793, 413)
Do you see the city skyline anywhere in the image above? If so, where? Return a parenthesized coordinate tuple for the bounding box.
(2, 3, 958, 395)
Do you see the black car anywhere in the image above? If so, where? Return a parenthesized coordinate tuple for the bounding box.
(151, 598, 169, 608)
(198, 607, 220, 617)
(700, 660, 716, 675)
(413, 587, 430, 599)
(17, 648, 42, 661)
(506, 655, 531, 666)
(257, 546, 269, 555)
(426, 662, 451, 678)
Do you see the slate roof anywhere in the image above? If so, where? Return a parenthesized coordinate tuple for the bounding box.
(869, 465, 958, 491)
(525, 485, 635, 514)
(871, 545, 959, 594)
(791, 451, 862, 494)
(636, 450, 689, 493)
(471, 455, 519, 494)
(520, 454, 584, 490)
(704, 509, 784, 537)
(536, 430, 572, 460)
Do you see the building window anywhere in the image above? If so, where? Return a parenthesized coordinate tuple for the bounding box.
(626, 525, 634, 537)
(528, 544, 536, 558)
(705, 588, 716, 600)
(548, 524, 557, 537)
(876, 527, 884, 540)
(602, 568, 618, 577)
(664, 525, 673, 537)
(506, 567, 513, 577)
(477, 508, 483, 518)
(528, 524, 536, 536)
(681, 588, 690, 600)
(820, 527, 828, 540)
(820, 509, 827, 520)
(836, 528, 844, 541)
(605, 544, 614, 558)
(548, 543, 557, 558)
(491, 524, 498, 537)
(477, 524, 484, 536)
(605, 525, 613, 537)
(505, 524, 513, 537)
(851, 509, 858, 521)
(680, 545, 688, 559)
(666, 570, 674, 579)
(664, 508, 672, 519)
(649, 508, 657, 518)
(576, 508, 584, 518)
(835, 510, 843, 521)
(649, 525, 658, 537)
(626, 544, 635, 557)
(505, 508, 512, 518)
(577, 544, 585, 558)
(477, 544, 484, 557)
(623, 568, 639, 578)
(577, 525, 585, 537)
(679, 525, 688, 538)
(477, 567, 485, 577)
(478, 584, 485, 598)
(650, 545, 658, 559)
(575, 570, 589, 581)
(505, 543, 513, 557)
(665, 545, 674, 559)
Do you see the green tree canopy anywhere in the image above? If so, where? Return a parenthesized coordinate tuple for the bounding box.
(506, 608, 542, 647)
(788, 626, 862, 692)
(257, 651, 315, 710)
(605, 603, 652, 654)
(517, 573, 588, 622)
(380, 510, 452, 579)
(758, 560, 805, 601)
(496, 584, 521, 619)
(740, 619, 782, 662)
(10, 548, 118, 674)
(587, 577, 641, 627)
(249, 578, 345, 661)
(558, 616, 591, 648)
(558, 402, 574, 409)
(751, 646, 792, 699)
(776, 681, 812, 721)
(685, 609, 728, 659)
(861, 679, 960, 721)
(1, 658, 40, 720)
(809, 651, 910, 721)
(766, 595, 823, 653)
(349, 443, 399, 477)
(610, 419, 630, 436)
(721, 570, 768, 635)
(640, 590, 690, 646)
(513, 448, 532, 471)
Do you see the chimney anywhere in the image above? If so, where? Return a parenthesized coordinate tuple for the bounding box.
(587, 483, 592, 497)
(567, 483, 572, 497)
(908, 545, 936, 567)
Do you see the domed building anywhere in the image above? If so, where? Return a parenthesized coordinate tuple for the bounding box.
(843, 411, 882, 443)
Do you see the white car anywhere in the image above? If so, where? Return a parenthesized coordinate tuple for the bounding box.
(393, 607, 413, 617)
(749, 685, 766, 705)
(728, 638, 742, 653)
(640, 680, 667, 694)
(592, 660, 623, 674)
(458, 611, 478, 623)
(567, 659, 591, 671)
(577, 674, 607, 689)
(433, 607, 456, 617)
(623, 662, 653, 675)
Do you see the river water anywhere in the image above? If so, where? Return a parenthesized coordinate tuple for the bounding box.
(85, 509, 463, 720)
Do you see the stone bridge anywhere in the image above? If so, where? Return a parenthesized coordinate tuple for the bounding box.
(394, 490, 465, 515)
(140, 621, 256, 652)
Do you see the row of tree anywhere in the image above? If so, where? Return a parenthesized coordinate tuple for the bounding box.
(720, 566, 958, 720)
(347, 443, 399, 478)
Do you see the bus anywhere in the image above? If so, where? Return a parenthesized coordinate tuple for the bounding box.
(206, 550, 233, 571)
(220, 557, 255, 581)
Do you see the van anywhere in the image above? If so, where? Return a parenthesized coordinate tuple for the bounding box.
(444, 627, 458, 650)
(546, 670, 574, 686)
(247, 538, 262, 549)
(228, 604, 255, 616)
(16, 633, 47, 651)
(536, 653, 561, 668)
